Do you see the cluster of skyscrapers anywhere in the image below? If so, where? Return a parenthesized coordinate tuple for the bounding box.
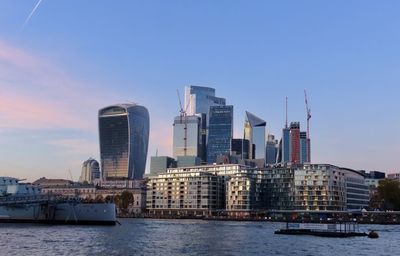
(76, 85, 374, 217)
(152, 85, 311, 175)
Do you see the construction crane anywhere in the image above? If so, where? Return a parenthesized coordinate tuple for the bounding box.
(304, 90, 312, 162)
(176, 89, 190, 156)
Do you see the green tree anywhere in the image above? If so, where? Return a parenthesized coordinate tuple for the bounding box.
(114, 191, 134, 213)
(95, 194, 104, 203)
(377, 179, 400, 210)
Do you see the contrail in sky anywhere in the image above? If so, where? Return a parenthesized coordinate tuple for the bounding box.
(22, 0, 44, 29)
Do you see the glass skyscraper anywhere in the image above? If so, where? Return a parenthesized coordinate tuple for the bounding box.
(244, 111, 266, 160)
(266, 134, 278, 165)
(184, 86, 226, 117)
(98, 103, 149, 180)
(300, 131, 308, 164)
(231, 138, 250, 160)
(207, 105, 233, 164)
(281, 128, 290, 163)
(184, 85, 226, 162)
(79, 158, 100, 184)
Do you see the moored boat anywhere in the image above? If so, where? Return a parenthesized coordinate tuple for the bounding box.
(275, 222, 368, 238)
(0, 177, 117, 225)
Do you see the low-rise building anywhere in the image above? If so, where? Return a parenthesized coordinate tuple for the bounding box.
(33, 177, 147, 215)
(147, 163, 369, 216)
(387, 173, 400, 181)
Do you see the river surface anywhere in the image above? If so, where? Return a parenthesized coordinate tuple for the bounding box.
(1, 219, 399, 255)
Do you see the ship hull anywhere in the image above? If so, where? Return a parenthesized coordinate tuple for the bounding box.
(0, 203, 117, 225)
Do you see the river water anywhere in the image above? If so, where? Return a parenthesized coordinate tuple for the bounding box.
(1, 219, 399, 255)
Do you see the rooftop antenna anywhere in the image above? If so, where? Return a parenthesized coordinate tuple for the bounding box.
(304, 89, 312, 162)
(155, 148, 158, 157)
(285, 97, 288, 129)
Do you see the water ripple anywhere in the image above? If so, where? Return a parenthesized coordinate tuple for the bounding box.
(0, 220, 399, 255)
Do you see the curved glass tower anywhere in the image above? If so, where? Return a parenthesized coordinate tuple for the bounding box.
(79, 158, 100, 184)
(99, 103, 149, 180)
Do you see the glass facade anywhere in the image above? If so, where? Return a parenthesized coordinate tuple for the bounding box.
(99, 104, 149, 180)
(231, 139, 250, 159)
(146, 164, 369, 213)
(282, 128, 290, 163)
(207, 105, 233, 164)
(79, 158, 100, 184)
(244, 111, 266, 160)
(300, 131, 308, 164)
(184, 86, 226, 117)
(265, 135, 277, 165)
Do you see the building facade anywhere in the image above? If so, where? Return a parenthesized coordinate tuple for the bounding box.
(387, 173, 400, 181)
(265, 135, 278, 165)
(146, 164, 369, 216)
(173, 115, 202, 159)
(146, 169, 226, 215)
(79, 158, 100, 184)
(300, 132, 308, 164)
(244, 111, 266, 161)
(99, 103, 149, 180)
(281, 128, 290, 163)
(294, 164, 369, 211)
(150, 156, 177, 176)
(184, 86, 226, 118)
(207, 105, 234, 164)
(231, 139, 250, 160)
(289, 122, 301, 164)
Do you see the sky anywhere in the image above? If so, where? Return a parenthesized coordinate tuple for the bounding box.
(0, 1, 399, 181)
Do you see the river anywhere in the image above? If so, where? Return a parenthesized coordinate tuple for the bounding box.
(1, 219, 399, 255)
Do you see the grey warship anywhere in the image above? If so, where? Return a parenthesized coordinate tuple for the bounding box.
(0, 177, 116, 225)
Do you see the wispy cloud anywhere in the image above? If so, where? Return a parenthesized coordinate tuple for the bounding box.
(0, 39, 118, 132)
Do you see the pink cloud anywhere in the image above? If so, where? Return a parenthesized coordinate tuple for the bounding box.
(46, 138, 98, 156)
(148, 119, 173, 156)
(0, 39, 121, 131)
(0, 40, 40, 69)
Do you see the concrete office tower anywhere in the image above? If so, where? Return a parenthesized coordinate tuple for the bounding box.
(266, 134, 278, 165)
(173, 115, 202, 159)
(300, 132, 308, 164)
(244, 111, 266, 160)
(150, 156, 176, 176)
(79, 158, 100, 184)
(289, 122, 301, 164)
(207, 105, 234, 164)
(99, 103, 149, 180)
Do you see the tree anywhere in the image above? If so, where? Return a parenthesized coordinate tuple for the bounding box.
(377, 179, 400, 210)
(95, 194, 104, 203)
(114, 191, 134, 213)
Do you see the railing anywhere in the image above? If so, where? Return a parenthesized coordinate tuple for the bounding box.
(0, 194, 82, 206)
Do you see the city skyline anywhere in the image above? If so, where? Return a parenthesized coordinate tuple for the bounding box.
(1, 1, 400, 181)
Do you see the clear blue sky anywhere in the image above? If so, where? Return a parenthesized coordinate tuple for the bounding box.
(0, 0, 399, 181)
